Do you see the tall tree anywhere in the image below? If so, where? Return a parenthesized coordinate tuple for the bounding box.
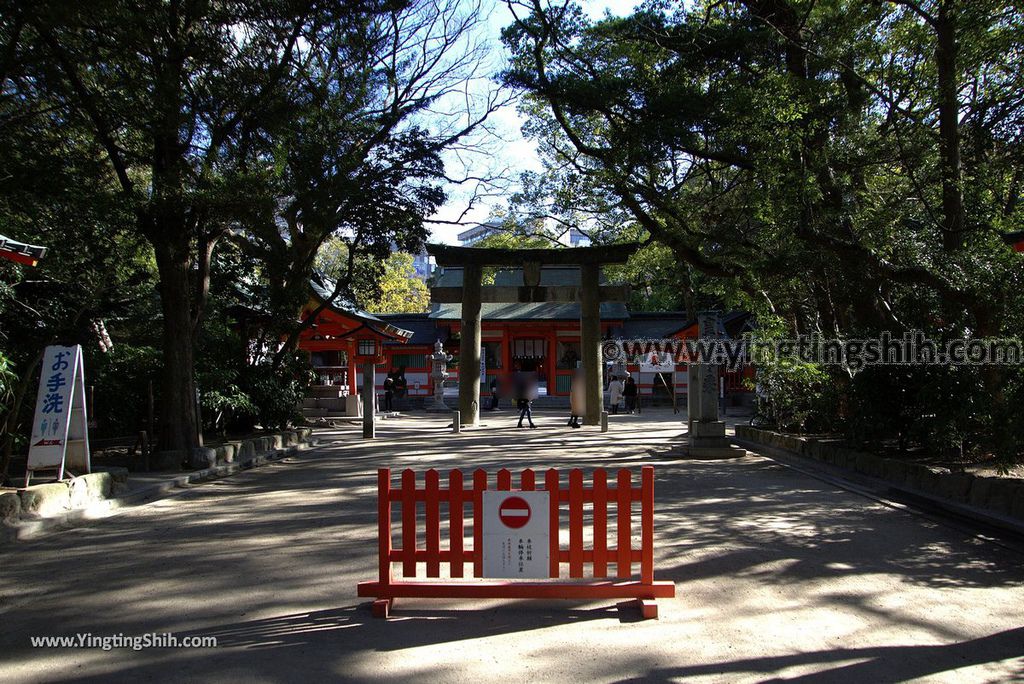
(503, 0, 1024, 456)
(6, 0, 502, 452)
(7, 2, 358, 450)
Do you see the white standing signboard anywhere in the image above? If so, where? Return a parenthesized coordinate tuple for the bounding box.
(26, 345, 90, 486)
(482, 491, 550, 579)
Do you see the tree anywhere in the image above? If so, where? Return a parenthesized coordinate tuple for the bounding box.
(503, 0, 1024, 459)
(237, 0, 504, 367)
(0, 21, 157, 479)
(363, 254, 431, 314)
(316, 241, 430, 314)
(5, 2, 358, 450)
(5, 0, 503, 452)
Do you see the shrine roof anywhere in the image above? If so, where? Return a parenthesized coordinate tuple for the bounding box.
(374, 314, 437, 345)
(310, 275, 413, 342)
(621, 312, 691, 338)
(428, 301, 629, 321)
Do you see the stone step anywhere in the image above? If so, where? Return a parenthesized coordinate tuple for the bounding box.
(301, 407, 332, 417)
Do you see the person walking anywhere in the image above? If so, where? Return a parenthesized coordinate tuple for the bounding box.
(515, 373, 536, 428)
(489, 376, 500, 411)
(608, 374, 624, 415)
(568, 369, 585, 428)
(383, 374, 394, 411)
(623, 375, 638, 414)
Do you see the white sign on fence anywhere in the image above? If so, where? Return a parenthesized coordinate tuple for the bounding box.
(481, 490, 550, 579)
(26, 345, 90, 486)
(640, 350, 675, 373)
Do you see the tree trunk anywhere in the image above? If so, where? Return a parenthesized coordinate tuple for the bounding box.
(935, 0, 965, 251)
(0, 350, 43, 483)
(153, 237, 200, 453)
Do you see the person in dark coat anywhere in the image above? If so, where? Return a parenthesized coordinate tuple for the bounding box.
(383, 374, 394, 411)
(515, 373, 536, 428)
(568, 369, 585, 428)
(623, 375, 638, 414)
(489, 376, 500, 410)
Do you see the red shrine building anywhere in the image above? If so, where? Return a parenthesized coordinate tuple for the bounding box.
(298, 268, 753, 414)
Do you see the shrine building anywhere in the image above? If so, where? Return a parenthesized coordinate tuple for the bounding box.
(298, 265, 753, 416)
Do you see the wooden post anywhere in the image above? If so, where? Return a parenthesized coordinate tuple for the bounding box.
(472, 468, 487, 577)
(449, 469, 464, 578)
(616, 468, 632, 579)
(348, 341, 358, 397)
(641, 465, 655, 584)
(425, 469, 441, 577)
(372, 468, 393, 618)
(362, 361, 375, 438)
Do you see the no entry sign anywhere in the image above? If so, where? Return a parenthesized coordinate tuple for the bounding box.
(498, 496, 531, 528)
(482, 491, 549, 578)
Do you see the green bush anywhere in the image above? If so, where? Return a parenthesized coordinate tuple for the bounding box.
(750, 360, 835, 433)
(242, 353, 313, 431)
(88, 344, 161, 438)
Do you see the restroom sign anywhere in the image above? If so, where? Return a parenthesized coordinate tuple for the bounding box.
(482, 491, 549, 578)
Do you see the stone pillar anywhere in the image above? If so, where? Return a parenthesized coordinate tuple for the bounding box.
(580, 263, 603, 426)
(362, 361, 375, 439)
(686, 362, 698, 432)
(686, 311, 743, 458)
(459, 263, 482, 426)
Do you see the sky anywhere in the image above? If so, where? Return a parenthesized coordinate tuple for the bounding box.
(427, 0, 640, 245)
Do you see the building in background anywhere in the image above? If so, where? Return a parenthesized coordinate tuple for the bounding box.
(410, 248, 434, 281)
(294, 267, 754, 416)
(456, 221, 502, 246)
(567, 228, 591, 247)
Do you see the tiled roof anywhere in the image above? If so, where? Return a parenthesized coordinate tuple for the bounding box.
(428, 301, 629, 321)
(309, 275, 413, 341)
(374, 314, 439, 345)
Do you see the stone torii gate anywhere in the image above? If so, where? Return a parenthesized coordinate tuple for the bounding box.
(427, 243, 641, 427)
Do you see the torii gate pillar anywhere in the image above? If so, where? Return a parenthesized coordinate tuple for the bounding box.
(458, 263, 483, 426)
(580, 263, 603, 425)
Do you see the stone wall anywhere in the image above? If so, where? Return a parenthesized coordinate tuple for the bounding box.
(4, 428, 315, 528)
(735, 425, 1024, 522)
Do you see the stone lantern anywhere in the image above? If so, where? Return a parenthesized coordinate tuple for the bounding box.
(427, 340, 453, 412)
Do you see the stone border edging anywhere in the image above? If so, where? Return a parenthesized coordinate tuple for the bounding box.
(0, 428, 316, 545)
(734, 425, 1024, 531)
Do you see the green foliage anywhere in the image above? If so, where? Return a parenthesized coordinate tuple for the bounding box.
(88, 344, 161, 438)
(504, 0, 1024, 463)
(243, 354, 314, 432)
(0, 351, 15, 405)
(201, 386, 258, 434)
(751, 361, 834, 434)
(316, 242, 430, 314)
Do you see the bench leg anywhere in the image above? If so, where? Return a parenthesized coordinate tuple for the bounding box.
(618, 598, 659, 620)
(371, 598, 392, 619)
(638, 599, 659, 620)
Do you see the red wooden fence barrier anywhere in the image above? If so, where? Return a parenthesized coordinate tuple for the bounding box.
(357, 465, 676, 618)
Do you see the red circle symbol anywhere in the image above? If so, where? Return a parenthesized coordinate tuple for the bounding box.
(498, 496, 531, 529)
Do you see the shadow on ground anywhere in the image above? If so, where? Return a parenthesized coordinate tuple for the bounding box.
(2, 410, 1023, 682)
